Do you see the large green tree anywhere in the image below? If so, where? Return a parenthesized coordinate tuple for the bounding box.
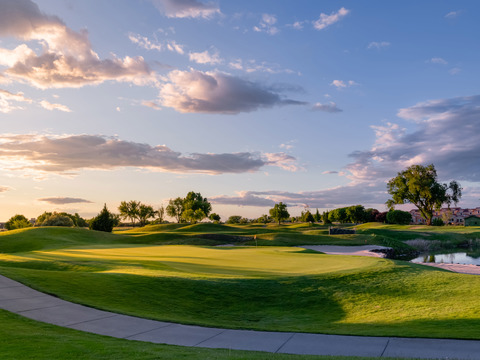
(5, 214, 32, 230)
(138, 204, 156, 227)
(269, 202, 290, 225)
(118, 200, 140, 226)
(166, 197, 185, 223)
(183, 191, 211, 218)
(386, 164, 462, 225)
(89, 204, 116, 232)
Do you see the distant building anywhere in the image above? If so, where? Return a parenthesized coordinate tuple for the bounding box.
(465, 215, 480, 227)
(410, 207, 480, 225)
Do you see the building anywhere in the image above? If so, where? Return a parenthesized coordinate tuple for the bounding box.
(465, 215, 480, 227)
(410, 207, 480, 225)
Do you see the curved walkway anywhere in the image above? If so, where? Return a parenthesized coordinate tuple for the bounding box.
(1, 275, 479, 359)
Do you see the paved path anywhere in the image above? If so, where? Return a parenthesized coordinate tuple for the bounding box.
(1, 274, 479, 359)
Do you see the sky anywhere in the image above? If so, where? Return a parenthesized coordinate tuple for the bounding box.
(0, 0, 479, 221)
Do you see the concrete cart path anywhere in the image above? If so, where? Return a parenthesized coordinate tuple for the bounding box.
(1, 275, 479, 359)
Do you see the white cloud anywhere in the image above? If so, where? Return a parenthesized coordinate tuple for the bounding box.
(39, 100, 71, 112)
(159, 69, 306, 114)
(141, 100, 162, 110)
(0, 134, 299, 176)
(128, 33, 163, 51)
(449, 67, 461, 75)
(253, 14, 279, 35)
(445, 10, 461, 18)
(331, 80, 357, 89)
(313, 7, 349, 31)
(228, 58, 296, 75)
(150, 0, 220, 19)
(347, 95, 480, 183)
(311, 102, 342, 113)
(189, 49, 222, 65)
(0, 0, 154, 89)
(0, 88, 32, 113)
(428, 57, 448, 65)
(367, 41, 390, 49)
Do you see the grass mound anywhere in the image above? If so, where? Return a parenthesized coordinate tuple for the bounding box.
(0, 227, 122, 253)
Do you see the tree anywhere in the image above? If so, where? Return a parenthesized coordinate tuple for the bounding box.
(269, 202, 289, 225)
(39, 212, 74, 227)
(138, 204, 156, 227)
(386, 164, 462, 225)
(166, 197, 184, 223)
(314, 209, 321, 223)
(156, 206, 166, 224)
(182, 208, 206, 224)
(183, 191, 211, 218)
(118, 200, 140, 226)
(209, 213, 221, 223)
(90, 204, 116, 232)
(5, 214, 32, 230)
(386, 210, 412, 225)
(226, 215, 242, 224)
(375, 211, 388, 223)
(303, 211, 315, 223)
(346, 205, 366, 223)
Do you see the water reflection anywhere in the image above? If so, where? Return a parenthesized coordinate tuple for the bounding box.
(412, 251, 480, 265)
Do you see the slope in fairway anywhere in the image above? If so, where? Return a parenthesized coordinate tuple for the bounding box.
(2, 245, 385, 279)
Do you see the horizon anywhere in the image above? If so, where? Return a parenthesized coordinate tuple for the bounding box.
(0, 0, 479, 222)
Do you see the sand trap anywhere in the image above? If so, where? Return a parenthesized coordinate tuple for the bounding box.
(417, 262, 480, 275)
(299, 245, 391, 258)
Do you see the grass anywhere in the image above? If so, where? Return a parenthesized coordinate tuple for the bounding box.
(2, 225, 480, 340)
(2, 310, 420, 360)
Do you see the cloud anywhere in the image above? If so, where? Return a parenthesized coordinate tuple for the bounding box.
(449, 67, 461, 75)
(0, 0, 153, 89)
(288, 21, 306, 30)
(159, 69, 306, 114)
(331, 80, 357, 89)
(228, 59, 296, 75)
(428, 57, 448, 65)
(39, 100, 71, 112)
(0, 134, 298, 176)
(322, 170, 338, 175)
(150, 0, 220, 19)
(38, 197, 93, 204)
(189, 49, 222, 64)
(367, 41, 390, 49)
(210, 185, 388, 209)
(141, 100, 162, 110)
(313, 7, 349, 31)
(311, 102, 342, 113)
(253, 14, 279, 35)
(0, 185, 11, 193)
(445, 10, 461, 19)
(0, 88, 32, 113)
(345, 95, 480, 183)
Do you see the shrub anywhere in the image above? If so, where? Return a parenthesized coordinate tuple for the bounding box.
(5, 214, 32, 230)
(432, 218, 445, 226)
(386, 210, 412, 225)
(89, 204, 116, 232)
(39, 213, 74, 227)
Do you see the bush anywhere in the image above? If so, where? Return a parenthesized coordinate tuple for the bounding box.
(386, 210, 412, 225)
(226, 215, 242, 224)
(89, 204, 116, 232)
(5, 214, 32, 230)
(39, 213, 74, 227)
(432, 218, 445, 226)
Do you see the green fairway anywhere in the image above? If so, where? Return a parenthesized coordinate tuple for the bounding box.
(1, 225, 480, 341)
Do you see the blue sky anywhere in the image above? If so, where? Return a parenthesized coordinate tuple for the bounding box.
(0, 0, 479, 221)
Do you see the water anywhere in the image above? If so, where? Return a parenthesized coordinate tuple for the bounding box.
(411, 251, 480, 265)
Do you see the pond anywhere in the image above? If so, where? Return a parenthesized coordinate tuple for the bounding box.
(411, 250, 480, 265)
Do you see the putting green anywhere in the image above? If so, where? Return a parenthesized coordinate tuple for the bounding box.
(3, 245, 386, 279)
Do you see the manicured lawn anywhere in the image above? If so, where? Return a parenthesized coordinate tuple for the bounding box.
(1, 227, 480, 340)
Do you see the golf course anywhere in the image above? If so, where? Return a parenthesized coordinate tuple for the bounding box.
(1, 223, 480, 359)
